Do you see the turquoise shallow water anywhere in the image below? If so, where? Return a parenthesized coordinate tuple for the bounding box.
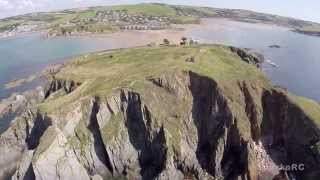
(187, 18, 320, 102)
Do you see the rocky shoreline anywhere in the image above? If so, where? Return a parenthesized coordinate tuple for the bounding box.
(0, 63, 65, 133)
(292, 29, 320, 37)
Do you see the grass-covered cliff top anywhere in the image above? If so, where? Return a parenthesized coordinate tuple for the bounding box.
(39, 45, 268, 112)
(56, 45, 266, 83)
(290, 94, 320, 126)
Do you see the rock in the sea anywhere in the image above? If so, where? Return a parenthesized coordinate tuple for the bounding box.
(269, 45, 281, 48)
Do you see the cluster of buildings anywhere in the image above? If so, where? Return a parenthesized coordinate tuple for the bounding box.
(0, 9, 175, 38)
(0, 21, 46, 38)
(96, 10, 171, 30)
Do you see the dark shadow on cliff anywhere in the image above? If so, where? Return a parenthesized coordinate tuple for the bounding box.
(27, 113, 52, 150)
(261, 90, 320, 180)
(23, 163, 36, 180)
(88, 97, 114, 175)
(44, 78, 79, 99)
(188, 71, 247, 178)
(121, 90, 167, 180)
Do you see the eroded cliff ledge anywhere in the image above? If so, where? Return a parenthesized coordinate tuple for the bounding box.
(0, 45, 319, 180)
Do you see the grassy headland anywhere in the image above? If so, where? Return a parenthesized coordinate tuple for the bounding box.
(38, 44, 268, 112)
(34, 42, 320, 127)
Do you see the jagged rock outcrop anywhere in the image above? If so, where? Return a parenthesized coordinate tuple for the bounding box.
(0, 87, 45, 134)
(230, 47, 265, 67)
(0, 108, 50, 180)
(1, 70, 318, 180)
(44, 77, 80, 99)
(0, 86, 50, 179)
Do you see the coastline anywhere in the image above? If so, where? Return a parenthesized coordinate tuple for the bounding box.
(0, 17, 295, 102)
(44, 23, 200, 44)
(291, 29, 320, 37)
(1, 17, 319, 116)
(0, 30, 49, 40)
(0, 24, 194, 127)
(2, 16, 317, 41)
(198, 18, 291, 31)
(0, 17, 316, 98)
(0, 23, 194, 41)
(0, 25, 192, 98)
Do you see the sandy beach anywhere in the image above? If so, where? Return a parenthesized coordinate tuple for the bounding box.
(54, 24, 200, 45)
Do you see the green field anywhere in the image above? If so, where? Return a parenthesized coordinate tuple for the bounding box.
(0, 20, 21, 31)
(77, 10, 97, 19)
(108, 3, 177, 16)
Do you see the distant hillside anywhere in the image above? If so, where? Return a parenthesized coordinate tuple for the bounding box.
(0, 3, 320, 37)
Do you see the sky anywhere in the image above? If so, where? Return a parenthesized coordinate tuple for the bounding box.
(0, 0, 319, 23)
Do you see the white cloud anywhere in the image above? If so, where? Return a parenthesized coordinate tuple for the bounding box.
(21, 0, 34, 7)
(18, 0, 35, 9)
(0, 0, 9, 8)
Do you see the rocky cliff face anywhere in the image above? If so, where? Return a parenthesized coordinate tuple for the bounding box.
(1, 70, 319, 180)
(0, 45, 319, 180)
(43, 77, 80, 99)
(262, 90, 320, 179)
